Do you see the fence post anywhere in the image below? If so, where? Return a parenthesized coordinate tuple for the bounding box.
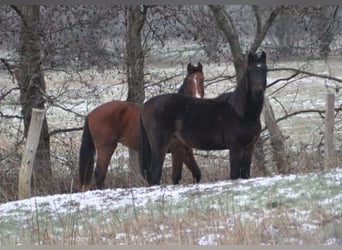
(18, 108, 45, 200)
(324, 93, 335, 169)
(263, 97, 288, 174)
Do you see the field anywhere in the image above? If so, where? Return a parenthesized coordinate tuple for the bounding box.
(0, 50, 342, 245)
(0, 168, 341, 245)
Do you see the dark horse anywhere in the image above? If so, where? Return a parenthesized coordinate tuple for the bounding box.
(139, 52, 267, 185)
(79, 63, 204, 191)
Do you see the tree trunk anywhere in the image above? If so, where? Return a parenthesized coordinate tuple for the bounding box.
(15, 5, 52, 192)
(126, 6, 146, 105)
(125, 6, 147, 174)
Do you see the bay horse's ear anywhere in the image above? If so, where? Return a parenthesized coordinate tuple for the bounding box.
(197, 62, 203, 72)
(259, 51, 266, 63)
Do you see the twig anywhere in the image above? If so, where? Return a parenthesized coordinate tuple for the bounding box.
(49, 127, 83, 137)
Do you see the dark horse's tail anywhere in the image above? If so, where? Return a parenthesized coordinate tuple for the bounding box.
(79, 116, 95, 191)
(138, 115, 151, 185)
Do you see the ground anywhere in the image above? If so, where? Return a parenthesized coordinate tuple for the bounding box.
(0, 168, 341, 245)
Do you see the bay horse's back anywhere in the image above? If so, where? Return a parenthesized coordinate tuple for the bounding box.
(79, 101, 141, 190)
(87, 101, 141, 150)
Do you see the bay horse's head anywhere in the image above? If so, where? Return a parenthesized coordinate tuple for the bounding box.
(178, 63, 204, 98)
(246, 51, 267, 100)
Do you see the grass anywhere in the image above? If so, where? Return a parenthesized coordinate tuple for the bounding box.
(0, 168, 341, 245)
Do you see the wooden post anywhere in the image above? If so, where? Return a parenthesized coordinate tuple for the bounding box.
(324, 94, 335, 169)
(18, 108, 45, 200)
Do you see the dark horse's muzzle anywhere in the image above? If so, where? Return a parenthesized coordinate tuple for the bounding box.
(252, 87, 265, 100)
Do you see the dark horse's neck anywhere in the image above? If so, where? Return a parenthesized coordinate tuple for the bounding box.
(245, 91, 264, 121)
(228, 75, 264, 121)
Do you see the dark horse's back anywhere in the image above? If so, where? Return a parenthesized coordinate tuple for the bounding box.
(141, 93, 237, 151)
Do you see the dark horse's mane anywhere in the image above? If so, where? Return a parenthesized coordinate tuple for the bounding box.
(215, 72, 248, 118)
(178, 63, 203, 95)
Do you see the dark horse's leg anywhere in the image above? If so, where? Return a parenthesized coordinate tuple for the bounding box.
(148, 137, 169, 185)
(229, 144, 254, 179)
(229, 146, 243, 180)
(94, 142, 117, 189)
(240, 144, 255, 179)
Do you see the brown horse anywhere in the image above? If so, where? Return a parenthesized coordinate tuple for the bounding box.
(139, 52, 267, 186)
(79, 63, 204, 191)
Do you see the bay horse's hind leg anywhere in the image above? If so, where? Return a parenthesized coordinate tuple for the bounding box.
(94, 142, 117, 189)
(183, 146, 201, 183)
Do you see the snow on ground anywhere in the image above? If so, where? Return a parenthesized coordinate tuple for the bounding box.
(0, 168, 341, 245)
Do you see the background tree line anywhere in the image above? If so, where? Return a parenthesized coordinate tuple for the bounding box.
(0, 5, 341, 199)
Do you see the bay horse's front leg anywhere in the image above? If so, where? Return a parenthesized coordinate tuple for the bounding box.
(169, 142, 186, 184)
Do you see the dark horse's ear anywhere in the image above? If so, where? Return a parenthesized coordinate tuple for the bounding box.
(197, 62, 203, 72)
(187, 63, 193, 73)
(259, 51, 266, 63)
(248, 52, 257, 64)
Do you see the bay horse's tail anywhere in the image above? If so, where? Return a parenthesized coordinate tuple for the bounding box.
(138, 115, 151, 184)
(79, 116, 95, 191)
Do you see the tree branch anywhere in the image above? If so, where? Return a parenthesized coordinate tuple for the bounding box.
(0, 112, 22, 120)
(0, 87, 20, 102)
(261, 107, 342, 133)
(49, 127, 83, 137)
(267, 72, 300, 88)
(10, 5, 28, 28)
(269, 67, 342, 84)
(250, 6, 284, 53)
(208, 5, 243, 61)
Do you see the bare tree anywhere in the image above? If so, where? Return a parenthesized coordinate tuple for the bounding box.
(11, 5, 52, 191)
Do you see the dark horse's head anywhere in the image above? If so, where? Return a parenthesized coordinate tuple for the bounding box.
(246, 51, 267, 100)
(228, 51, 267, 118)
(178, 62, 204, 98)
